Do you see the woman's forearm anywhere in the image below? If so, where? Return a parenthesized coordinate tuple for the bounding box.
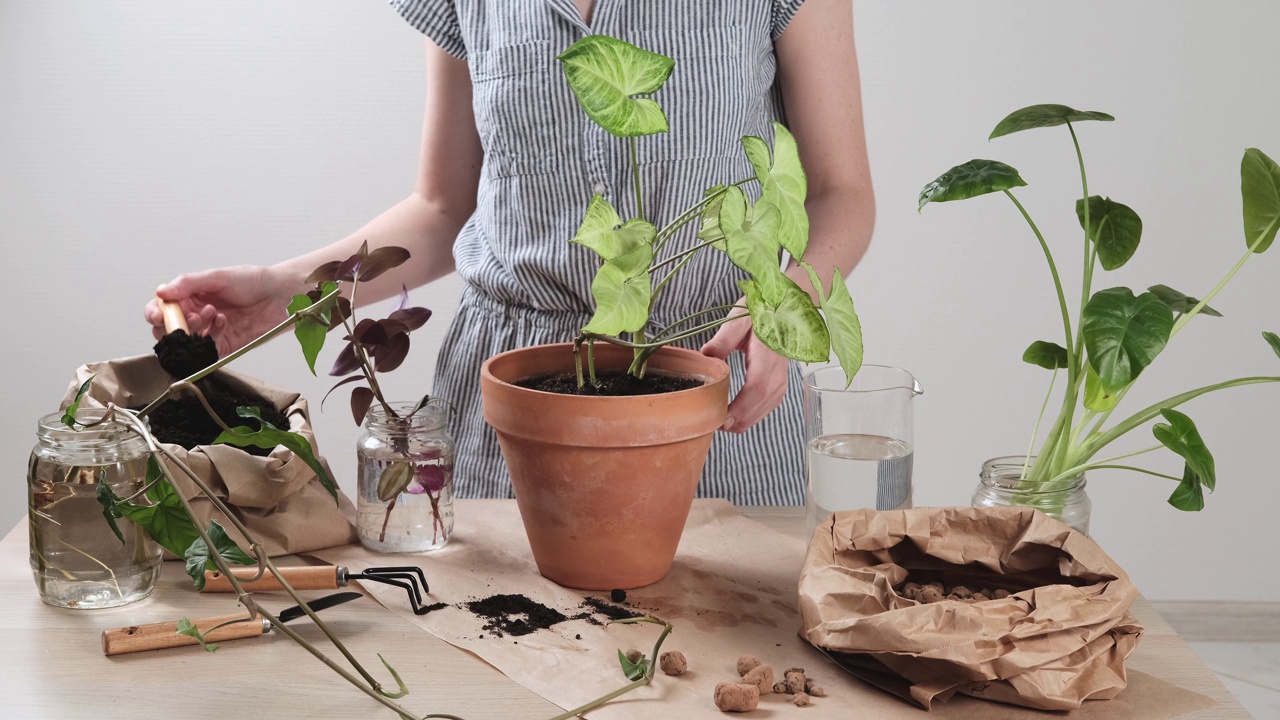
(787, 184, 876, 298)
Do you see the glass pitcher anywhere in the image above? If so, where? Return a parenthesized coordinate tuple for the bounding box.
(801, 365, 923, 535)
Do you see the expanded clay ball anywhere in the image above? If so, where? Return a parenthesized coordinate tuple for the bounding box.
(804, 678, 827, 697)
(919, 586, 944, 604)
(972, 590, 992, 602)
(659, 651, 687, 676)
(742, 663, 775, 693)
(792, 693, 811, 707)
(950, 586, 973, 600)
(901, 582, 921, 600)
(736, 655, 762, 676)
(994, 589, 1012, 599)
(625, 649, 643, 665)
(773, 681, 789, 694)
(785, 669, 808, 695)
(714, 682, 760, 713)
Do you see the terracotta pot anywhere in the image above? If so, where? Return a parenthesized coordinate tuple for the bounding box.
(481, 342, 729, 590)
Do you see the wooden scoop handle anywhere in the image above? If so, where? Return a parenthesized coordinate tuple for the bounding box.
(158, 298, 189, 334)
(201, 565, 343, 593)
(102, 613, 264, 656)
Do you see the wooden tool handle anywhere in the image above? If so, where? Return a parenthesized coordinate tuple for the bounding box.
(158, 299, 189, 334)
(102, 613, 263, 656)
(201, 565, 342, 593)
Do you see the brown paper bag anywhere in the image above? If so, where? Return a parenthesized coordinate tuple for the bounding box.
(798, 507, 1143, 711)
(61, 354, 357, 557)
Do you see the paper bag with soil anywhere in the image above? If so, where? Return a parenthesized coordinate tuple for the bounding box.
(798, 506, 1143, 711)
(62, 354, 357, 556)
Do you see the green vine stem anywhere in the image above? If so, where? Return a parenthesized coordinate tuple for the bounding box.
(546, 617, 674, 720)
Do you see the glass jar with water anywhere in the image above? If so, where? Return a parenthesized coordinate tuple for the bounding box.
(28, 410, 162, 609)
(357, 400, 454, 552)
(801, 365, 923, 535)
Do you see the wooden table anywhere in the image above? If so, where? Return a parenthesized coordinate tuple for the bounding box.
(0, 503, 1252, 719)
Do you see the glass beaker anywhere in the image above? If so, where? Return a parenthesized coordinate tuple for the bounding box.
(801, 365, 923, 534)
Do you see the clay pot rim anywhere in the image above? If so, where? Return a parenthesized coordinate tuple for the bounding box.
(480, 342, 730, 400)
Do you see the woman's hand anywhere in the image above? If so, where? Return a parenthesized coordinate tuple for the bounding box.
(701, 305, 790, 433)
(144, 265, 300, 357)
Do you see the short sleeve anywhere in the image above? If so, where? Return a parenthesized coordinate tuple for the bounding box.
(389, 0, 467, 59)
(770, 0, 807, 40)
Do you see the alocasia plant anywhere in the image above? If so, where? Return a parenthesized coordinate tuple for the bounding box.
(919, 103, 1280, 512)
(557, 35, 863, 387)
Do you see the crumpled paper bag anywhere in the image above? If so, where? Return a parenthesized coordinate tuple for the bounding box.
(61, 354, 357, 556)
(798, 506, 1143, 711)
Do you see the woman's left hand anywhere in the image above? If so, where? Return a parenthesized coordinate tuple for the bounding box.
(701, 305, 789, 433)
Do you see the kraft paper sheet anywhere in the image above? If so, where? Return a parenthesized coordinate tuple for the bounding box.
(315, 500, 1214, 719)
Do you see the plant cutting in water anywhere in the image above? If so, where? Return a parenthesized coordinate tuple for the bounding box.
(557, 35, 863, 388)
(919, 104, 1280, 512)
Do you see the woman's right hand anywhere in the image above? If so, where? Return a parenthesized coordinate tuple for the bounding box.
(144, 265, 302, 357)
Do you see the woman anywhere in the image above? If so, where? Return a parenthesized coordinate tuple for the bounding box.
(144, 0, 874, 504)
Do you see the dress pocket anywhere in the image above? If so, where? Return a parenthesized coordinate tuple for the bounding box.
(470, 40, 566, 178)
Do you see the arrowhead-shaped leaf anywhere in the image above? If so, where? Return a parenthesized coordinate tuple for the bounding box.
(1264, 331, 1280, 360)
(1153, 409, 1216, 492)
(696, 185, 728, 251)
(61, 375, 95, 428)
(582, 245, 653, 335)
(918, 160, 1026, 211)
(741, 277, 829, 363)
(1168, 464, 1206, 512)
(721, 188, 787, 306)
(1082, 364, 1123, 412)
(1077, 196, 1142, 270)
(1242, 148, 1280, 253)
(820, 268, 863, 387)
(1147, 284, 1222, 318)
(571, 194, 656, 260)
(1082, 287, 1173, 391)
(183, 521, 256, 592)
(989, 104, 1114, 140)
(740, 122, 809, 258)
(1022, 340, 1069, 370)
(214, 407, 339, 505)
(289, 283, 336, 375)
(115, 457, 202, 559)
(558, 35, 674, 137)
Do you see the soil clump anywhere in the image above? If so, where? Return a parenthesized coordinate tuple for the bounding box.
(141, 375, 288, 457)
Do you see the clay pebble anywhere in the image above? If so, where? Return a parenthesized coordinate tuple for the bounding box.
(742, 663, 774, 693)
(792, 692, 811, 707)
(659, 651, 687, 676)
(736, 655, 762, 676)
(714, 682, 760, 712)
(784, 669, 808, 695)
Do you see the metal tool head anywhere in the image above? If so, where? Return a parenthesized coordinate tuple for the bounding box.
(346, 566, 434, 615)
(277, 591, 365, 624)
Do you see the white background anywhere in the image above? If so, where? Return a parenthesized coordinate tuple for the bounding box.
(3, 1, 1278, 600)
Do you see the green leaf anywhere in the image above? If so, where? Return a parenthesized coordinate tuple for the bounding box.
(721, 188, 787, 306)
(1022, 340, 1069, 370)
(1083, 364, 1123, 412)
(557, 35, 674, 137)
(176, 618, 219, 653)
(1147, 284, 1222, 318)
(61, 375, 95, 428)
(1241, 148, 1280, 253)
(1077, 196, 1142, 270)
(184, 521, 256, 592)
(571, 195, 657, 260)
(989, 104, 1115, 140)
(1167, 464, 1205, 512)
(116, 457, 201, 558)
(582, 245, 653, 335)
(95, 480, 125, 545)
(618, 649, 648, 682)
(1264, 331, 1280, 360)
(288, 282, 336, 376)
(1153, 408, 1216, 492)
(740, 122, 809, 259)
(1081, 288, 1174, 391)
(918, 160, 1026, 211)
(376, 462, 415, 503)
(214, 407, 340, 505)
(696, 185, 728, 251)
(741, 277, 830, 363)
(820, 268, 863, 387)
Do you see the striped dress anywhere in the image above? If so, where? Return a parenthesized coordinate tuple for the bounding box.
(391, 0, 809, 504)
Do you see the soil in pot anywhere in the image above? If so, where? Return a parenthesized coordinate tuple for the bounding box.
(139, 375, 288, 457)
(516, 371, 701, 396)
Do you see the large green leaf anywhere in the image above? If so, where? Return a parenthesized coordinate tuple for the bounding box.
(1264, 331, 1280, 359)
(1022, 340, 1069, 370)
(557, 35, 674, 137)
(1153, 409, 1216, 492)
(289, 281, 336, 376)
(581, 245, 653, 335)
(918, 160, 1026, 211)
(740, 122, 809, 259)
(184, 521, 256, 592)
(1168, 464, 1205, 512)
(1081, 288, 1174, 392)
(696, 185, 728, 251)
(570, 194, 656, 260)
(820, 268, 863, 386)
(989, 104, 1114, 140)
(1147, 284, 1222, 318)
(116, 457, 202, 559)
(741, 278, 829, 363)
(1077, 196, 1142, 270)
(214, 407, 339, 505)
(721, 188, 787, 306)
(1241, 148, 1280, 253)
(1082, 364, 1123, 412)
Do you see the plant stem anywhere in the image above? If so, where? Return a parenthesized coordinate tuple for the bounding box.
(1003, 190, 1075, 366)
(1083, 464, 1183, 482)
(648, 238, 720, 274)
(652, 176, 753, 253)
(583, 313, 745, 351)
(651, 305, 745, 340)
(1047, 444, 1163, 484)
(1171, 238, 1265, 337)
(629, 137, 643, 220)
(546, 618, 674, 720)
(1020, 368, 1058, 479)
(573, 339, 585, 389)
(587, 338, 598, 385)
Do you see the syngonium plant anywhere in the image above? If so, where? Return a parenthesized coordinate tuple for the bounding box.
(557, 35, 863, 387)
(919, 103, 1280, 513)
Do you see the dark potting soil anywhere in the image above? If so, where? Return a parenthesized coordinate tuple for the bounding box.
(516, 371, 701, 397)
(465, 594, 570, 637)
(154, 329, 220, 380)
(580, 596, 641, 622)
(610, 589, 627, 603)
(141, 378, 289, 457)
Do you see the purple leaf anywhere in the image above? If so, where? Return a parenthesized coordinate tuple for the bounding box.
(350, 386, 375, 426)
(373, 333, 410, 373)
(335, 255, 362, 284)
(388, 307, 432, 332)
(376, 317, 409, 338)
(355, 320, 389, 348)
(306, 261, 343, 284)
(321, 375, 366, 410)
(392, 285, 410, 313)
(411, 464, 449, 495)
(329, 342, 361, 377)
(327, 297, 352, 330)
(356, 246, 411, 283)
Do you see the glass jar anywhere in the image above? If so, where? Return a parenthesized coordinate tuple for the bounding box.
(29, 410, 163, 609)
(356, 400, 454, 552)
(972, 455, 1091, 535)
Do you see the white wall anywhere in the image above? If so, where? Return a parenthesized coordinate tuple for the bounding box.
(3, 1, 1278, 601)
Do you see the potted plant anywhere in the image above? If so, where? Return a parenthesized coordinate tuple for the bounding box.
(918, 104, 1280, 531)
(480, 35, 864, 590)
